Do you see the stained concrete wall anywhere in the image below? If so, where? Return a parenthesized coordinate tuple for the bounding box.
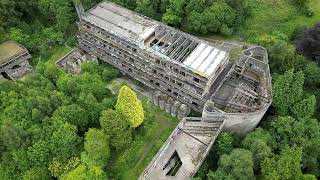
(202, 101, 271, 134)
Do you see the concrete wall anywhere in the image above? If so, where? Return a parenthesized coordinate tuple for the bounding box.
(202, 101, 271, 134)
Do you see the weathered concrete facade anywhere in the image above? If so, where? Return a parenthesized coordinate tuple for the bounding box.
(56, 48, 98, 74)
(0, 41, 32, 80)
(74, 1, 272, 179)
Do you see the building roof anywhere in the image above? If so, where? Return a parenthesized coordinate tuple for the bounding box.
(83, 1, 228, 79)
(183, 43, 227, 78)
(83, 1, 157, 44)
(140, 117, 225, 179)
(0, 41, 26, 66)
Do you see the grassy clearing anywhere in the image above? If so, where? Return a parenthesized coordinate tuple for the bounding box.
(239, 0, 320, 41)
(110, 88, 179, 179)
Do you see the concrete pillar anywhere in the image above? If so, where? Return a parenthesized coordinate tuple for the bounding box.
(177, 104, 190, 119)
(165, 97, 174, 114)
(153, 91, 162, 106)
(159, 95, 167, 111)
(171, 101, 181, 117)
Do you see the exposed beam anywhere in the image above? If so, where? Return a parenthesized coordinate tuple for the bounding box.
(163, 34, 183, 55)
(176, 41, 195, 62)
(169, 38, 189, 58)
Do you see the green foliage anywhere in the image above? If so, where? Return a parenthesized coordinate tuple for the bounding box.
(53, 104, 89, 132)
(304, 62, 320, 87)
(100, 109, 132, 150)
(242, 128, 274, 171)
(135, 0, 155, 17)
(161, 0, 185, 26)
(187, 2, 236, 35)
(291, 95, 316, 118)
(273, 69, 305, 116)
(270, 116, 320, 175)
(84, 128, 110, 168)
(62, 163, 108, 180)
(212, 148, 255, 180)
(216, 132, 234, 156)
(261, 147, 309, 180)
(116, 86, 144, 128)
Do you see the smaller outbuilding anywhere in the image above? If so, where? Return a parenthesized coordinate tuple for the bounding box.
(0, 41, 32, 80)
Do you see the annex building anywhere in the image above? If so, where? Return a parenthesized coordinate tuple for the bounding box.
(0, 41, 32, 80)
(74, 1, 272, 179)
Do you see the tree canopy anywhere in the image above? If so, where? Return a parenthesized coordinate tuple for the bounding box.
(115, 86, 144, 128)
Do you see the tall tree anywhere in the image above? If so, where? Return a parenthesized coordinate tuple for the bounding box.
(272, 69, 304, 116)
(209, 148, 255, 180)
(115, 86, 144, 128)
(83, 128, 110, 168)
(261, 147, 316, 180)
(100, 109, 132, 150)
(291, 95, 316, 118)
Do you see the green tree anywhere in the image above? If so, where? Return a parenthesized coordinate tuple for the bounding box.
(273, 69, 304, 116)
(291, 95, 316, 118)
(216, 132, 234, 156)
(261, 147, 311, 180)
(115, 86, 144, 128)
(304, 62, 320, 87)
(83, 128, 110, 167)
(242, 128, 274, 171)
(100, 109, 132, 150)
(61, 163, 107, 180)
(135, 0, 155, 17)
(162, 0, 185, 26)
(212, 148, 255, 180)
(53, 104, 89, 132)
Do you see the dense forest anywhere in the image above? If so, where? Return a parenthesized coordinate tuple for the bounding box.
(0, 0, 320, 179)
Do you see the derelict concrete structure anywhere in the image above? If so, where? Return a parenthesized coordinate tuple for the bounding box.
(74, 1, 272, 179)
(0, 41, 32, 80)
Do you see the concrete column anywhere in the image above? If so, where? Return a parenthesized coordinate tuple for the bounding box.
(177, 104, 190, 119)
(153, 91, 162, 106)
(171, 101, 181, 117)
(165, 97, 174, 114)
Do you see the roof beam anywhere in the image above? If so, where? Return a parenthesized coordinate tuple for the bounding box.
(176, 41, 196, 62)
(169, 38, 189, 59)
(163, 34, 183, 55)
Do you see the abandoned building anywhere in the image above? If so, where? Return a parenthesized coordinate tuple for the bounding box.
(56, 48, 98, 74)
(0, 41, 32, 80)
(74, 1, 272, 179)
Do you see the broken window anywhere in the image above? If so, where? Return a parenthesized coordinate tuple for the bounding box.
(192, 101, 199, 107)
(193, 77, 200, 83)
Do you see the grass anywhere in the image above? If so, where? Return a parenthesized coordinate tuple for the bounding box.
(239, 0, 320, 41)
(46, 46, 73, 64)
(109, 88, 179, 179)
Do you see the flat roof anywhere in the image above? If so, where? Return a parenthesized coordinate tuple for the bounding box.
(140, 118, 224, 179)
(83, 1, 157, 44)
(83, 1, 228, 78)
(183, 43, 227, 78)
(0, 41, 26, 66)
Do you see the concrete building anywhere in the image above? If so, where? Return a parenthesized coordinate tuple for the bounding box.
(56, 48, 98, 74)
(74, 1, 272, 179)
(0, 41, 32, 80)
